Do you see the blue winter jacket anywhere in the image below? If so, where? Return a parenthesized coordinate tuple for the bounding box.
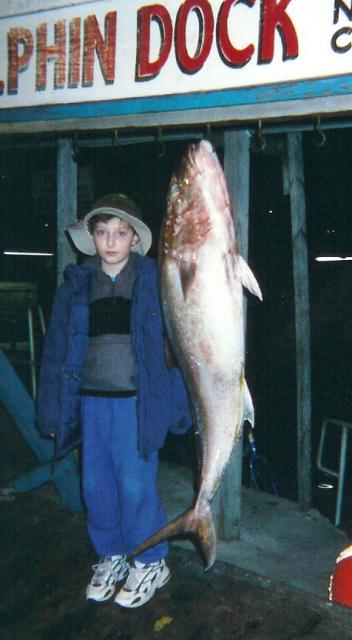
(37, 254, 192, 458)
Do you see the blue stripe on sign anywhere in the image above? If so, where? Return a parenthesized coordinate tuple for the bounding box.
(0, 74, 351, 123)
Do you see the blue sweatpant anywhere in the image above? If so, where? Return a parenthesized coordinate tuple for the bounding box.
(81, 395, 168, 563)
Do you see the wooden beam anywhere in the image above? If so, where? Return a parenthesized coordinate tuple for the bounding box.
(56, 138, 77, 284)
(286, 132, 312, 511)
(0, 95, 351, 136)
(214, 129, 250, 541)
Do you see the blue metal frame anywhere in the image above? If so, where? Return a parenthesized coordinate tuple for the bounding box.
(0, 349, 83, 511)
(0, 74, 351, 124)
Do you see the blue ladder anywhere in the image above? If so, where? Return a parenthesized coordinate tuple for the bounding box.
(317, 418, 352, 527)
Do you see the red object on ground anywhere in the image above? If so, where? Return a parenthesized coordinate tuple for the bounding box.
(329, 544, 352, 607)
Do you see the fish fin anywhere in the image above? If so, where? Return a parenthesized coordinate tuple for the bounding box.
(130, 501, 217, 571)
(242, 379, 255, 428)
(180, 261, 197, 300)
(235, 255, 263, 300)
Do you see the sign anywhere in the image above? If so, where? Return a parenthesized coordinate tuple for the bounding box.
(0, 0, 351, 125)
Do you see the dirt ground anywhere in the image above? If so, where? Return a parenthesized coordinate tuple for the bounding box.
(2, 490, 352, 640)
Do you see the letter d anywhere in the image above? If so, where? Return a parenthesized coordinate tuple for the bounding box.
(136, 4, 172, 80)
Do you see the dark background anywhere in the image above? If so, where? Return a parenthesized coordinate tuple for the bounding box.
(0, 128, 351, 516)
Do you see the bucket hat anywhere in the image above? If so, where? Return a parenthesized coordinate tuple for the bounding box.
(66, 193, 152, 256)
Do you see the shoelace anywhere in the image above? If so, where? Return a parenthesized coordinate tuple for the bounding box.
(91, 557, 124, 584)
(125, 563, 160, 590)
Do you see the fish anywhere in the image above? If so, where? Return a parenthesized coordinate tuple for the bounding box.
(132, 139, 262, 570)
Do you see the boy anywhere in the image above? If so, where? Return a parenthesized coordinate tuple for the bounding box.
(37, 193, 191, 608)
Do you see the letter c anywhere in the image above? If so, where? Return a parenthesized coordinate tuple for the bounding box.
(217, 0, 255, 67)
(331, 27, 352, 54)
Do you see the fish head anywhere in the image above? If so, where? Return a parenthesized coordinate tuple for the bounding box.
(161, 139, 236, 265)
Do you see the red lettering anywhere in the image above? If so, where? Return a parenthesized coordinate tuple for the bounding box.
(68, 17, 81, 88)
(217, 0, 255, 67)
(36, 21, 66, 90)
(7, 27, 33, 94)
(82, 12, 116, 86)
(175, 0, 214, 74)
(136, 4, 173, 80)
(258, 0, 298, 63)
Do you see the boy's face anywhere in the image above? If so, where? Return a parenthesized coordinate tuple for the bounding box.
(91, 217, 139, 275)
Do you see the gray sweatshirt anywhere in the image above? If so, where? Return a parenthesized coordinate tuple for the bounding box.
(81, 254, 137, 393)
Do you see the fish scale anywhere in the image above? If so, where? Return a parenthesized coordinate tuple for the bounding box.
(131, 139, 262, 570)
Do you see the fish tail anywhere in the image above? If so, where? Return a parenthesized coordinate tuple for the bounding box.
(130, 501, 217, 571)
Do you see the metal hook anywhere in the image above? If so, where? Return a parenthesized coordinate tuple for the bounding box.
(72, 131, 79, 163)
(156, 127, 166, 158)
(253, 120, 266, 152)
(313, 116, 326, 148)
(204, 123, 217, 148)
(205, 123, 212, 144)
(112, 129, 119, 147)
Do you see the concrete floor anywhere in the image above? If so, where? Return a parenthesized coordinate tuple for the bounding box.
(1, 396, 352, 639)
(2, 346, 348, 602)
(159, 461, 349, 599)
(2, 483, 352, 640)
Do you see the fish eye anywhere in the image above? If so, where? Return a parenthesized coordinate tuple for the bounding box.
(170, 183, 180, 198)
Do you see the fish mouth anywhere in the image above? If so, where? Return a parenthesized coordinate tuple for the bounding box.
(162, 139, 222, 259)
(187, 139, 215, 169)
(173, 140, 214, 185)
(199, 139, 213, 153)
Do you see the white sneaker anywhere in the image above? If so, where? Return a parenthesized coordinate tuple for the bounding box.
(114, 559, 170, 608)
(86, 555, 129, 602)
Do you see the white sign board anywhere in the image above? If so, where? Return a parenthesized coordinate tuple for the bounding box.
(0, 0, 351, 126)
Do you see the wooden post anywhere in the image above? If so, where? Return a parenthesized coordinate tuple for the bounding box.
(57, 138, 77, 284)
(286, 132, 312, 512)
(214, 129, 250, 540)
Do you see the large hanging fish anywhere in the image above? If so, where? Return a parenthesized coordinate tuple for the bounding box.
(133, 139, 262, 569)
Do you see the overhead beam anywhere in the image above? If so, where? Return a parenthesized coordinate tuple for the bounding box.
(0, 94, 351, 136)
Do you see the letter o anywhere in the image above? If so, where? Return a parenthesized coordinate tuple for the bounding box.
(175, 0, 214, 74)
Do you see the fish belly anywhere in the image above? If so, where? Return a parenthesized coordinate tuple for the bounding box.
(161, 250, 247, 501)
